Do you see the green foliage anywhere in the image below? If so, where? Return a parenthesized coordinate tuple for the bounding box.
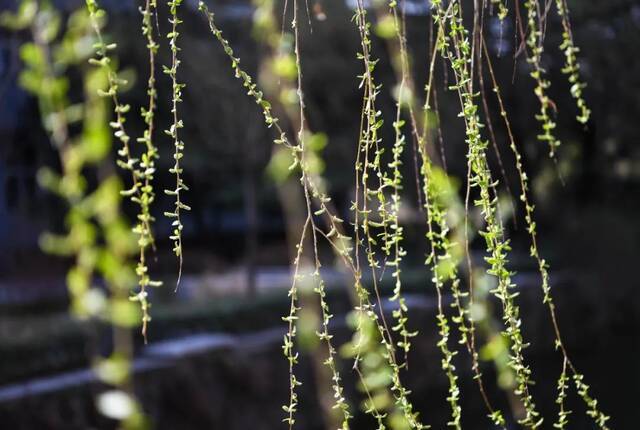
(524, 0, 562, 159)
(85, 0, 163, 340)
(554, 0, 591, 124)
(432, 1, 543, 426)
(199, 2, 355, 427)
(3, 1, 146, 428)
(490, 0, 508, 21)
(351, 2, 425, 427)
(164, 0, 190, 287)
(5, 0, 612, 428)
(130, 0, 163, 339)
(199, 0, 608, 428)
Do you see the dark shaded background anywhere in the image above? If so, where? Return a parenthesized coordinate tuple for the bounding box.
(0, 0, 638, 428)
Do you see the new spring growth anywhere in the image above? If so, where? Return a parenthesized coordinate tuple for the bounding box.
(85, 0, 162, 338)
(432, 0, 543, 426)
(554, 0, 591, 124)
(524, 0, 562, 159)
(164, 0, 190, 288)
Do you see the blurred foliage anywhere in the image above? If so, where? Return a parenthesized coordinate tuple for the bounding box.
(1, 1, 145, 428)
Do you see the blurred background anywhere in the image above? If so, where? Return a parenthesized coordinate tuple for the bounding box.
(0, 0, 639, 429)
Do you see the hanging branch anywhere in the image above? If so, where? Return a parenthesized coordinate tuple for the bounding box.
(377, 1, 468, 427)
(554, 0, 591, 124)
(352, 1, 427, 427)
(481, 32, 610, 430)
(292, 1, 352, 424)
(431, 0, 544, 427)
(128, 0, 163, 340)
(523, 0, 562, 159)
(381, 0, 418, 369)
(164, 0, 190, 288)
(420, 5, 509, 428)
(420, 159, 464, 430)
(85, 0, 162, 339)
(198, 3, 354, 427)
